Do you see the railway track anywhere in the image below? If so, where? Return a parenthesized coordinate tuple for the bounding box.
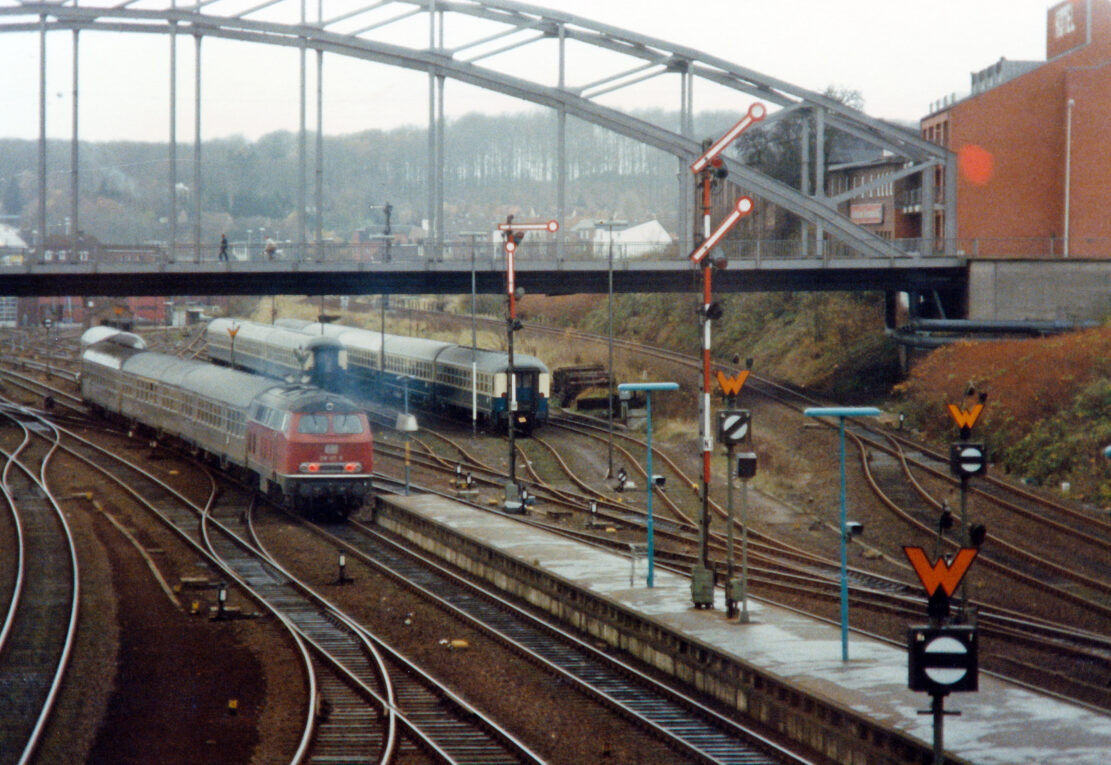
(372, 311, 1111, 706)
(0, 402, 81, 764)
(10, 320, 1111, 712)
(10, 397, 543, 763)
(284, 500, 814, 765)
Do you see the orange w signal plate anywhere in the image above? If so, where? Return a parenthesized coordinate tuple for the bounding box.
(716, 369, 750, 397)
(947, 403, 983, 431)
(904, 546, 978, 597)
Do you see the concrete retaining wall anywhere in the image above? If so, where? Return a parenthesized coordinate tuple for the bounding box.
(968, 259, 1111, 321)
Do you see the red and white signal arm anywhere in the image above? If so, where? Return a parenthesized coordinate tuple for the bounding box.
(498, 220, 558, 254)
(497, 220, 559, 234)
(689, 197, 754, 264)
(690, 102, 767, 175)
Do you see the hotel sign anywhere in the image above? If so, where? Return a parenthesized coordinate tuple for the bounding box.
(1048, 0, 1089, 59)
(850, 202, 884, 225)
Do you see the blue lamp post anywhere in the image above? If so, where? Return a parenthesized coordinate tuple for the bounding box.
(619, 382, 679, 587)
(803, 406, 881, 661)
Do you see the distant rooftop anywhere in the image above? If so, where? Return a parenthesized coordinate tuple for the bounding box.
(0, 224, 27, 249)
(970, 56, 1042, 96)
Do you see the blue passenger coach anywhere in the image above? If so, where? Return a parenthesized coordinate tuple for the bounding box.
(207, 318, 550, 433)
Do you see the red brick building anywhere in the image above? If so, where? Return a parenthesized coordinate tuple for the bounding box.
(922, 0, 1111, 257)
(826, 155, 916, 242)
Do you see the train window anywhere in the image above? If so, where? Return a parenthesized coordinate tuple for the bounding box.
(332, 414, 364, 434)
(297, 414, 329, 434)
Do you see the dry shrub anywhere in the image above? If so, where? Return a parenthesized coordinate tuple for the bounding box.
(901, 326, 1111, 446)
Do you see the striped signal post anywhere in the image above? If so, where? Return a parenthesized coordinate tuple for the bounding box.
(687, 103, 764, 596)
(689, 196, 754, 597)
(227, 322, 240, 369)
(947, 394, 987, 621)
(496, 217, 558, 501)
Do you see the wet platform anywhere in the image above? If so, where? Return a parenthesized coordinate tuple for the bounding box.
(375, 493, 1111, 765)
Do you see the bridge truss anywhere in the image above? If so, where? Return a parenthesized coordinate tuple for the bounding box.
(0, 0, 955, 266)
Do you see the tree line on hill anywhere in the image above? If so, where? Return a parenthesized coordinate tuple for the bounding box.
(0, 88, 880, 247)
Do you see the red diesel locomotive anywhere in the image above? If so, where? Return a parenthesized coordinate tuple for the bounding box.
(80, 331, 373, 519)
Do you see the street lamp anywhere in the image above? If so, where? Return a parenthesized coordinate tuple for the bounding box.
(619, 381, 679, 587)
(803, 406, 881, 661)
(598, 218, 627, 479)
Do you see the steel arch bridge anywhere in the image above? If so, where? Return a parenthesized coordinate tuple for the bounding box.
(0, 0, 955, 266)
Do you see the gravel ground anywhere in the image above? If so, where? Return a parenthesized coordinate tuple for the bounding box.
(0, 413, 304, 765)
(254, 510, 698, 765)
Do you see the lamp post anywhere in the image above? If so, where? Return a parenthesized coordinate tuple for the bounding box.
(1064, 97, 1075, 258)
(619, 382, 679, 587)
(599, 219, 627, 479)
(803, 406, 881, 661)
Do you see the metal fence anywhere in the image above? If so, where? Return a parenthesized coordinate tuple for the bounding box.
(3, 237, 1110, 268)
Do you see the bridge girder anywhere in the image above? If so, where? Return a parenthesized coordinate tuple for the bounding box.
(1, 0, 955, 262)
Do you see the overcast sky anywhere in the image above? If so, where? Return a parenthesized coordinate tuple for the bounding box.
(0, 0, 1056, 142)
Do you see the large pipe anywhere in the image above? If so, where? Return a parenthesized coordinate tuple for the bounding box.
(905, 318, 1094, 334)
(891, 318, 1097, 349)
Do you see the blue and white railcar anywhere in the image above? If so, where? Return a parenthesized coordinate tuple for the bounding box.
(433, 344, 549, 431)
(216, 317, 550, 431)
(206, 317, 345, 389)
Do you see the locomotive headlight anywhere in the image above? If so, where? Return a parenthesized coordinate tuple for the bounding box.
(299, 462, 321, 473)
(344, 462, 362, 473)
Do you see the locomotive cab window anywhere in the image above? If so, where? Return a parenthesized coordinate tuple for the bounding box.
(332, 414, 365, 434)
(297, 414, 329, 434)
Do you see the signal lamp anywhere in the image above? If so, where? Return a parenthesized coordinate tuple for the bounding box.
(701, 302, 723, 321)
(969, 524, 987, 548)
(938, 508, 954, 530)
(710, 246, 728, 270)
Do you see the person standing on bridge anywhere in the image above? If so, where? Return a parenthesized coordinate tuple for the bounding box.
(218, 233, 229, 261)
(264, 236, 277, 261)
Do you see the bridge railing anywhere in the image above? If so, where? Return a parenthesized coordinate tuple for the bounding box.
(4, 237, 1106, 268)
